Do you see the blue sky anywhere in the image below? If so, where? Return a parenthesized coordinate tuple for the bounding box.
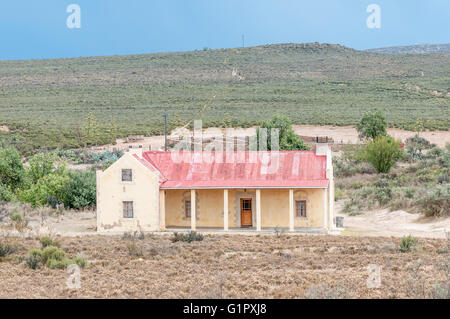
(0, 0, 448, 60)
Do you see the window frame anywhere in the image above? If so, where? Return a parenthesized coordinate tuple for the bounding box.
(295, 200, 307, 218)
(123, 201, 134, 218)
(121, 169, 133, 182)
(185, 199, 191, 218)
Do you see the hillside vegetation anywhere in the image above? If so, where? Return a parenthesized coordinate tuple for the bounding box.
(0, 43, 449, 154)
(367, 43, 450, 54)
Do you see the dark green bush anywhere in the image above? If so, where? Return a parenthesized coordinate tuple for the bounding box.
(39, 236, 60, 248)
(62, 170, 96, 209)
(0, 242, 18, 257)
(399, 235, 418, 252)
(171, 231, 204, 243)
(0, 147, 25, 190)
(26, 249, 43, 269)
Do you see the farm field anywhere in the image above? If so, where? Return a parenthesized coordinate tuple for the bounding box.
(0, 43, 449, 154)
(0, 234, 448, 298)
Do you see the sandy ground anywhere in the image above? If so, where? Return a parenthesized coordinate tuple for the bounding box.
(335, 202, 450, 239)
(94, 125, 450, 152)
(0, 234, 449, 298)
(1, 203, 448, 240)
(293, 125, 450, 148)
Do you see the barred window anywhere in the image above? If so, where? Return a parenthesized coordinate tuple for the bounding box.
(122, 169, 132, 182)
(123, 201, 134, 218)
(185, 200, 191, 218)
(296, 200, 307, 217)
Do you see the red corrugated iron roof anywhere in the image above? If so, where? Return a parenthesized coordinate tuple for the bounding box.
(137, 151, 328, 189)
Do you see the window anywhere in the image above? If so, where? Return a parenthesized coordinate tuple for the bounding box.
(122, 169, 132, 182)
(242, 199, 252, 211)
(185, 200, 191, 218)
(123, 201, 134, 218)
(296, 200, 307, 217)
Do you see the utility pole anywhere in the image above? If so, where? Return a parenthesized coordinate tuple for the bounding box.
(163, 113, 167, 151)
(242, 34, 245, 47)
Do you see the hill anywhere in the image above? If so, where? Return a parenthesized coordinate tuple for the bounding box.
(0, 42, 449, 153)
(367, 43, 450, 54)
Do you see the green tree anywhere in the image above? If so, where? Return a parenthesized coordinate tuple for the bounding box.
(62, 170, 96, 209)
(0, 147, 24, 190)
(19, 163, 69, 207)
(364, 136, 402, 173)
(257, 115, 309, 150)
(28, 152, 56, 184)
(356, 110, 387, 140)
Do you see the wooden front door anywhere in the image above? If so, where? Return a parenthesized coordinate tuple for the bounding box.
(240, 198, 252, 227)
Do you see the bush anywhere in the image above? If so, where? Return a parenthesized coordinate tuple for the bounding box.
(26, 249, 43, 269)
(0, 147, 25, 191)
(41, 246, 66, 263)
(399, 235, 418, 252)
(28, 152, 56, 184)
(0, 183, 16, 202)
(405, 135, 432, 159)
(415, 184, 450, 217)
(364, 136, 402, 173)
(0, 242, 18, 257)
(71, 256, 90, 269)
(171, 231, 204, 243)
(356, 110, 387, 140)
(18, 167, 69, 208)
(62, 170, 96, 209)
(40, 236, 60, 248)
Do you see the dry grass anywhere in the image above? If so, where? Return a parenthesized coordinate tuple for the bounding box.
(0, 234, 449, 299)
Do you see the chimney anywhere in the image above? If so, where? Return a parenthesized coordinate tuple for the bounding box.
(129, 145, 143, 158)
(315, 142, 332, 179)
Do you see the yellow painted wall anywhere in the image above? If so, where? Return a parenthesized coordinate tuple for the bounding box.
(165, 189, 228, 228)
(165, 188, 325, 228)
(96, 153, 160, 232)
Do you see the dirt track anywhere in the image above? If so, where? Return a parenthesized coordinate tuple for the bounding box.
(94, 125, 450, 152)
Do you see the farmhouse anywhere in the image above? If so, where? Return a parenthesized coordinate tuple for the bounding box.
(96, 144, 334, 233)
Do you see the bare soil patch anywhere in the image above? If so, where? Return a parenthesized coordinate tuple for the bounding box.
(0, 125, 9, 132)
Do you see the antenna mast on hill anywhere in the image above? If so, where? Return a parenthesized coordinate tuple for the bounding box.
(242, 34, 245, 47)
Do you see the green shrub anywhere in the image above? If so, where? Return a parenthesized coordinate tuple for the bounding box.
(415, 184, 450, 217)
(364, 136, 402, 173)
(171, 231, 204, 243)
(39, 236, 60, 248)
(62, 170, 96, 209)
(41, 246, 66, 264)
(28, 152, 56, 184)
(405, 135, 432, 159)
(26, 249, 43, 269)
(71, 256, 90, 269)
(0, 242, 18, 257)
(399, 235, 418, 252)
(18, 167, 70, 208)
(0, 183, 16, 202)
(46, 257, 70, 269)
(0, 147, 25, 191)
